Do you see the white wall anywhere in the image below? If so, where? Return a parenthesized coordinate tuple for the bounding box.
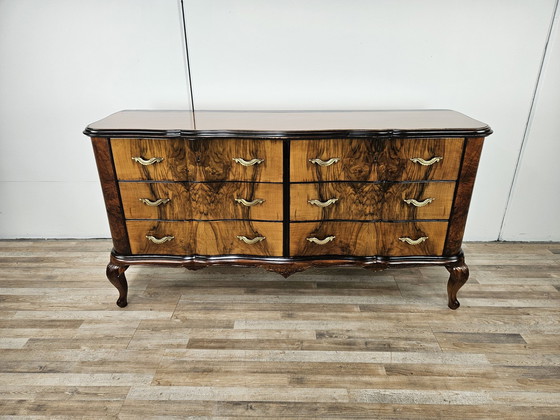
(0, 0, 191, 238)
(183, 0, 559, 241)
(501, 2, 560, 241)
(0, 0, 558, 241)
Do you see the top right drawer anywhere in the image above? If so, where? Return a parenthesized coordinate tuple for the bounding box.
(291, 138, 464, 182)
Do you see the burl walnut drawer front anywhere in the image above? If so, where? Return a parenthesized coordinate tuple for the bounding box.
(112, 138, 187, 181)
(290, 138, 464, 182)
(126, 220, 283, 256)
(290, 182, 456, 221)
(119, 182, 283, 221)
(112, 138, 282, 182)
(290, 221, 448, 256)
(186, 139, 283, 182)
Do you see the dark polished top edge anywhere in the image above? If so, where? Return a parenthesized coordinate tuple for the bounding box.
(84, 127, 492, 139)
(84, 109, 492, 139)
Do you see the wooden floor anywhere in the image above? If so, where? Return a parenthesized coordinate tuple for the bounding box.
(0, 241, 559, 419)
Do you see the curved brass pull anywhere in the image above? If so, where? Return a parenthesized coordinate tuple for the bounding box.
(139, 198, 171, 207)
(235, 198, 265, 207)
(308, 198, 338, 208)
(309, 158, 340, 167)
(233, 157, 264, 166)
(132, 157, 164, 166)
(306, 236, 336, 245)
(410, 156, 443, 166)
(146, 235, 174, 244)
(236, 235, 266, 244)
(403, 198, 435, 207)
(398, 236, 429, 245)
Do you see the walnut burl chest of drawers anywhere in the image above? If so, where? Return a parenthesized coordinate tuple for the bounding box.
(85, 110, 492, 309)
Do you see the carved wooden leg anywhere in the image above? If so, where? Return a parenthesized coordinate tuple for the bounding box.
(445, 257, 469, 310)
(106, 263, 129, 308)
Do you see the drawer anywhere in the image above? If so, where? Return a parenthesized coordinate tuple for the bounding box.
(112, 138, 283, 182)
(120, 182, 283, 221)
(290, 138, 463, 182)
(112, 138, 187, 181)
(126, 220, 283, 256)
(186, 139, 283, 182)
(290, 221, 448, 256)
(290, 182, 455, 221)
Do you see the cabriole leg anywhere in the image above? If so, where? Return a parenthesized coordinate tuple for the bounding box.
(106, 263, 129, 308)
(445, 257, 469, 310)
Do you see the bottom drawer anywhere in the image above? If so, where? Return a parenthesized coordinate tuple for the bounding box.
(290, 221, 448, 257)
(126, 220, 283, 256)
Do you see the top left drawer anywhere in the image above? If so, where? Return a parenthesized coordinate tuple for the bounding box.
(112, 138, 187, 181)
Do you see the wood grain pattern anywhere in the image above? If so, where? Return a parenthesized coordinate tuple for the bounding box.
(119, 182, 283, 221)
(291, 138, 464, 182)
(1, 240, 557, 419)
(126, 221, 283, 256)
(186, 139, 283, 182)
(111, 138, 187, 181)
(290, 182, 456, 221)
(290, 222, 448, 256)
(444, 137, 485, 256)
(90, 137, 131, 254)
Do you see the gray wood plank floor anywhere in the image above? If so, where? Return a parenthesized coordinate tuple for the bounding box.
(0, 240, 559, 419)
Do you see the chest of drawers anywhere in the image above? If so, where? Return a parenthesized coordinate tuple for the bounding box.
(85, 110, 491, 309)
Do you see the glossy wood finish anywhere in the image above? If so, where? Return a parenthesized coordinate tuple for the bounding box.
(445, 255, 470, 310)
(1, 241, 558, 418)
(444, 137, 485, 256)
(290, 182, 455, 221)
(112, 138, 187, 181)
(126, 220, 283, 256)
(290, 222, 448, 257)
(86, 110, 490, 309)
(291, 138, 464, 182)
(119, 182, 283, 221)
(85, 109, 492, 138)
(112, 138, 283, 182)
(186, 139, 283, 182)
(90, 137, 131, 254)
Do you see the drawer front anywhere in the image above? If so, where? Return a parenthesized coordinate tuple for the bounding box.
(186, 139, 283, 182)
(112, 138, 187, 181)
(120, 182, 283, 221)
(290, 182, 455, 221)
(127, 220, 283, 256)
(290, 221, 448, 256)
(112, 138, 282, 182)
(291, 138, 463, 182)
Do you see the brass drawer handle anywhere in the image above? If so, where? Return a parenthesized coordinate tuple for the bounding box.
(410, 156, 443, 166)
(398, 236, 429, 245)
(309, 158, 340, 167)
(233, 157, 264, 166)
(235, 198, 265, 206)
(139, 198, 171, 207)
(403, 198, 435, 207)
(132, 157, 164, 166)
(236, 235, 266, 244)
(308, 198, 338, 208)
(146, 235, 174, 244)
(306, 236, 336, 245)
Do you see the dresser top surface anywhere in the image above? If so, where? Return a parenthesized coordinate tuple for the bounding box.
(85, 109, 491, 138)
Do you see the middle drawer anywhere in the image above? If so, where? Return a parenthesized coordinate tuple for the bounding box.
(120, 182, 283, 221)
(291, 182, 455, 221)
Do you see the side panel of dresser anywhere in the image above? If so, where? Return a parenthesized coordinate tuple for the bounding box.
(443, 137, 485, 256)
(90, 137, 130, 254)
